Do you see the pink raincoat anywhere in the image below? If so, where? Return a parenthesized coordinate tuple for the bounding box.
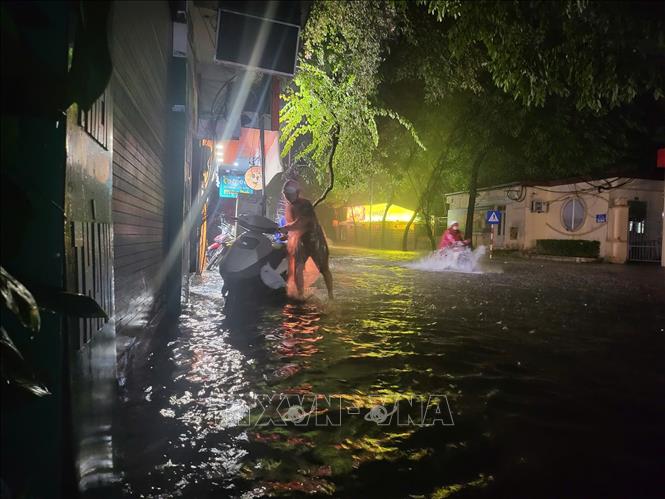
(438, 227, 462, 250)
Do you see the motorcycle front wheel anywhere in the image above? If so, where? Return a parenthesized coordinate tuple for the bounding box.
(206, 247, 225, 270)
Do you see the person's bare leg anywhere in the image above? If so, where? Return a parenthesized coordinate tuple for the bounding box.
(287, 253, 296, 295)
(321, 268, 333, 299)
(313, 239, 333, 299)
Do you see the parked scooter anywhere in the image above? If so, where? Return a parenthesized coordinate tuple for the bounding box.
(205, 223, 234, 270)
(218, 214, 287, 310)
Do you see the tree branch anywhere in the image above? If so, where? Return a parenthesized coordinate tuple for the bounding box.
(313, 124, 340, 207)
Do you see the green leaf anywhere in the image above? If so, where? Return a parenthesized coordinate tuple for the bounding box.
(0, 326, 51, 399)
(0, 326, 23, 360)
(0, 266, 40, 332)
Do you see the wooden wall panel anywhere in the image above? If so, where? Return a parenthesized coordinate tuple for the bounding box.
(64, 84, 114, 350)
(68, 221, 113, 349)
(110, 1, 171, 334)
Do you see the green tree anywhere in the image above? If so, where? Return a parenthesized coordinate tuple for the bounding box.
(280, 0, 423, 207)
(389, 0, 663, 242)
(420, 0, 665, 111)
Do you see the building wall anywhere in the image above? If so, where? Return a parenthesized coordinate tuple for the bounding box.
(63, 74, 117, 495)
(609, 179, 664, 263)
(522, 185, 611, 253)
(110, 1, 172, 333)
(662, 180, 665, 267)
(447, 187, 528, 249)
(446, 178, 664, 262)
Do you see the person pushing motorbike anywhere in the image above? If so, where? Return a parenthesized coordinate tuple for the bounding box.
(279, 180, 333, 300)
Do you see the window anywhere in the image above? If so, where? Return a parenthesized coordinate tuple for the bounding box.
(629, 220, 645, 234)
(561, 198, 585, 232)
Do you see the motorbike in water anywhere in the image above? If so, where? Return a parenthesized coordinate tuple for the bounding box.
(438, 241, 487, 272)
(205, 222, 234, 270)
(407, 241, 486, 273)
(439, 241, 474, 270)
(218, 214, 288, 311)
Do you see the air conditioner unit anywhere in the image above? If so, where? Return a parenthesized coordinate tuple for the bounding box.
(531, 200, 549, 213)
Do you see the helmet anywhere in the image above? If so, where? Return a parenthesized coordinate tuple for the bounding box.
(283, 179, 300, 195)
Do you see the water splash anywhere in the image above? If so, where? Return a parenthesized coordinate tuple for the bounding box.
(405, 246, 487, 273)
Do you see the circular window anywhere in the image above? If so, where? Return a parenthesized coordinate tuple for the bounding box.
(561, 198, 586, 232)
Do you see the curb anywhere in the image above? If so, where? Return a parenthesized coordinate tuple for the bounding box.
(521, 253, 601, 263)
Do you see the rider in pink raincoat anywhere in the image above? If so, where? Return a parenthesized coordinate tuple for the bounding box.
(438, 221, 469, 250)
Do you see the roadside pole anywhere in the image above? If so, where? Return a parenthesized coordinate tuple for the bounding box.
(486, 209, 501, 261)
(234, 197, 239, 237)
(259, 115, 266, 216)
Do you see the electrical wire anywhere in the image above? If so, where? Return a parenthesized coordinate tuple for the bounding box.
(528, 177, 635, 195)
(208, 75, 238, 139)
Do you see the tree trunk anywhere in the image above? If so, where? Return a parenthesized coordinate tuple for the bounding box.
(399, 114, 466, 252)
(464, 146, 490, 242)
(422, 209, 436, 250)
(402, 209, 418, 251)
(402, 123, 464, 251)
(313, 124, 340, 207)
(350, 205, 358, 245)
(401, 159, 444, 251)
(401, 148, 450, 251)
(380, 199, 392, 249)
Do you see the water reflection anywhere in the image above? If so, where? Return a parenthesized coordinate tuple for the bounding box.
(116, 249, 665, 498)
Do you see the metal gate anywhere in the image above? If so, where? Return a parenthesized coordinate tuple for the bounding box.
(627, 201, 662, 262)
(628, 233, 662, 262)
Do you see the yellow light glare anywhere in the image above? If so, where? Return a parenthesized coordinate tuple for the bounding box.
(346, 203, 415, 223)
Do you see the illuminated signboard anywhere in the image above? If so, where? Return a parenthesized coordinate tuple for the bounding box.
(346, 203, 415, 223)
(244, 166, 263, 190)
(220, 175, 253, 198)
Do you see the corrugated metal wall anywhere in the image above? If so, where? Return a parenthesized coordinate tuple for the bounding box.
(110, 1, 171, 333)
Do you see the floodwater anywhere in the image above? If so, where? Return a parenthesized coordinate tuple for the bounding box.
(116, 248, 665, 498)
(406, 246, 488, 273)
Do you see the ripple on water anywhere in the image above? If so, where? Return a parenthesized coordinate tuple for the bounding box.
(117, 250, 665, 498)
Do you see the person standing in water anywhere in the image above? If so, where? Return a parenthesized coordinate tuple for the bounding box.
(280, 180, 333, 299)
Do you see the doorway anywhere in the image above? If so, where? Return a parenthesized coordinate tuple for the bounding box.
(627, 200, 661, 262)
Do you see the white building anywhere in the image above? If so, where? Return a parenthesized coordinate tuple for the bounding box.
(445, 176, 664, 264)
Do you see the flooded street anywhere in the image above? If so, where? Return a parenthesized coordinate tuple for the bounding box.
(116, 249, 665, 498)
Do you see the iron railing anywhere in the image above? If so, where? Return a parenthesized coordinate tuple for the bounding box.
(628, 237, 662, 263)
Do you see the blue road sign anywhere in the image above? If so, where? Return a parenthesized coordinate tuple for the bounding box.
(596, 214, 607, 223)
(486, 210, 501, 225)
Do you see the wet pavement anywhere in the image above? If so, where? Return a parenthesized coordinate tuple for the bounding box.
(115, 248, 665, 498)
